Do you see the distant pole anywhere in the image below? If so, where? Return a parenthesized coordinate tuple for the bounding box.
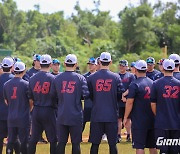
(162, 45, 167, 58)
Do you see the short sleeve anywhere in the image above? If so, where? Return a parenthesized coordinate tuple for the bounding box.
(127, 82, 137, 99)
(81, 76, 90, 99)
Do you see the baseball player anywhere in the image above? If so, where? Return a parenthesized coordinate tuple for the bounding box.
(4, 62, 32, 154)
(51, 59, 60, 76)
(130, 62, 136, 75)
(95, 57, 100, 71)
(169, 54, 180, 80)
(50, 54, 89, 154)
(24, 54, 41, 81)
(146, 57, 160, 81)
(123, 60, 157, 154)
(88, 52, 125, 154)
(83, 57, 96, 131)
(117, 60, 135, 142)
(151, 59, 180, 154)
(0, 57, 14, 154)
(28, 54, 57, 154)
(153, 59, 165, 81)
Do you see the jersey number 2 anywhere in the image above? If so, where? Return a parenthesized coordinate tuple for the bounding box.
(144, 86, 150, 99)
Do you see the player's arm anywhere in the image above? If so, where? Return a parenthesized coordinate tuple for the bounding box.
(123, 98, 134, 126)
(123, 82, 136, 126)
(117, 77, 125, 101)
(151, 102, 156, 115)
(150, 82, 157, 116)
(122, 89, 129, 102)
(87, 77, 93, 101)
(81, 76, 90, 99)
(3, 84, 8, 105)
(4, 99, 8, 105)
(29, 99, 34, 112)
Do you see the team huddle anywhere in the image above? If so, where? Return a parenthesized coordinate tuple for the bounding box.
(0, 52, 179, 154)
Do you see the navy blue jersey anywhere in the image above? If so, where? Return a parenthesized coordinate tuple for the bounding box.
(83, 72, 93, 109)
(88, 69, 125, 122)
(118, 72, 136, 107)
(153, 72, 164, 81)
(51, 72, 60, 76)
(29, 71, 55, 107)
(173, 72, 180, 80)
(0, 73, 14, 120)
(83, 72, 91, 78)
(24, 67, 39, 81)
(146, 69, 160, 81)
(3, 77, 30, 128)
(127, 77, 154, 129)
(151, 76, 180, 129)
(50, 71, 89, 126)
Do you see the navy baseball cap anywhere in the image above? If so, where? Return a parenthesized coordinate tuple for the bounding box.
(130, 62, 136, 67)
(119, 60, 128, 66)
(146, 57, 155, 65)
(52, 59, 60, 65)
(87, 57, 96, 64)
(33, 54, 41, 61)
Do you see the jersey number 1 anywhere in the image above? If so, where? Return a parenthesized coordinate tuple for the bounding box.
(11, 87, 17, 99)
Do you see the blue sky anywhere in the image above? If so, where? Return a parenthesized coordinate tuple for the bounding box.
(14, 0, 178, 21)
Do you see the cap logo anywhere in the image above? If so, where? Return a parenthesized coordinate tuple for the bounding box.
(42, 60, 47, 63)
(141, 66, 146, 69)
(103, 58, 108, 61)
(167, 66, 172, 69)
(67, 59, 72, 63)
(15, 67, 20, 70)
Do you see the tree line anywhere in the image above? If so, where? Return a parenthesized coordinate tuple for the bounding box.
(0, 0, 179, 72)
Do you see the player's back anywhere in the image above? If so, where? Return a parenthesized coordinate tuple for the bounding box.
(29, 71, 55, 107)
(151, 76, 180, 129)
(128, 77, 154, 129)
(0, 73, 14, 120)
(173, 72, 180, 80)
(4, 77, 29, 127)
(88, 69, 124, 122)
(52, 71, 89, 125)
